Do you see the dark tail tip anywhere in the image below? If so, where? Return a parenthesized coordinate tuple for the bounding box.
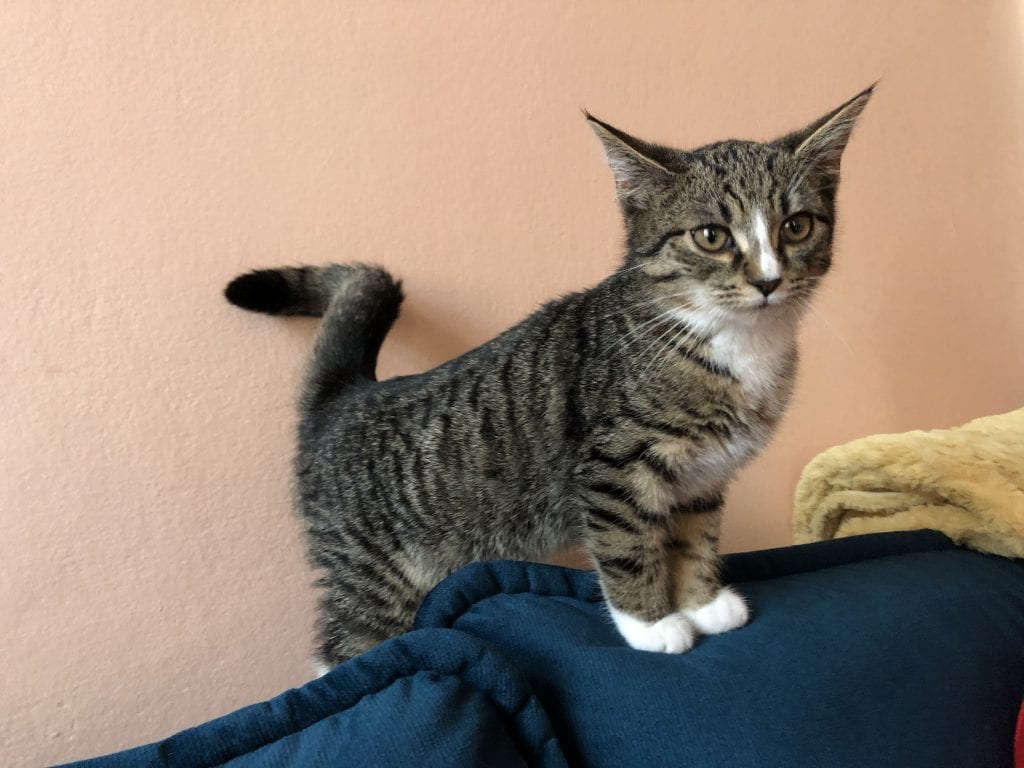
(224, 270, 291, 314)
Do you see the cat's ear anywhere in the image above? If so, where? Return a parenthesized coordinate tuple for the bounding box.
(781, 85, 875, 178)
(586, 113, 674, 208)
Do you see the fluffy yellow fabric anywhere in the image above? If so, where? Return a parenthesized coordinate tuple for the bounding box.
(793, 409, 1024, 558)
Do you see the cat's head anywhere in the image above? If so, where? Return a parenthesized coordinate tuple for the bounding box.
(589, 87, 872, 320)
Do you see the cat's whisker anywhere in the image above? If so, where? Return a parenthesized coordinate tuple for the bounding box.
(596, 291, 691, 322)
(649, 323, 696, 382)
(632, 314, 710, 384)
(635, 318, 707, 388)
(618, 262, 653, 273)
(601, 289, 707, 357)
(602, 306, 679, 356)
(632, 319, 690, 376)
(792, 296, 854, 356)
(609, 264, 648, 279)
(609, 262, 680, 283)
(633, 334, 677, 388)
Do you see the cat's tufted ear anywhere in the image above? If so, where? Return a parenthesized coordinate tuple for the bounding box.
(780, 85, 875, 178)
(586, 113, 675, 208)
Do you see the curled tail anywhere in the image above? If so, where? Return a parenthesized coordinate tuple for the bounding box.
(225, 264, 404, 407)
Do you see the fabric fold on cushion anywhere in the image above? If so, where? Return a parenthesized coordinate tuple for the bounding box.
(415, 561, 602, 632)
(60, 629, 568, 768)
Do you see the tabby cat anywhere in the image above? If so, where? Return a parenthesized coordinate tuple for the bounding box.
(225, 87, 872, 666)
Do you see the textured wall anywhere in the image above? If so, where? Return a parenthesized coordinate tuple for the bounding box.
(3, 1, 1023, 764)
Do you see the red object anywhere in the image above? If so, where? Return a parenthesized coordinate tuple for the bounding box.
(1016, 697, 1024, 768)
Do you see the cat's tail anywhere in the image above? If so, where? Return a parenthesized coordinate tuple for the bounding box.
(225, 264, 404, 406)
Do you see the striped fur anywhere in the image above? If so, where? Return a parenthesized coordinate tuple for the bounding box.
(225, 87, 872, 665)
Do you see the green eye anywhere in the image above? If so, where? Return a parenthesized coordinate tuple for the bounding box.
(692, 225, 732, 253)
(781, 213, 813, 244)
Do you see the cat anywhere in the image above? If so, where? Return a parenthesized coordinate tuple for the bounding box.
(225, 86, 873, 666)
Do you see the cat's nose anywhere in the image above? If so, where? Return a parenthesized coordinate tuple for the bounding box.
(750, 278, 781, 297)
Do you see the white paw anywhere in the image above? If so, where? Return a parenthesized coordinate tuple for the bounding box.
(311, 660, 332, 679)
(684, 586, 749, 635)
(608, 604, 696, 653)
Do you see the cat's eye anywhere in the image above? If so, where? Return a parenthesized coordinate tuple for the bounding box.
(692, 225, 732, 253)
(780, 213, 813, 244)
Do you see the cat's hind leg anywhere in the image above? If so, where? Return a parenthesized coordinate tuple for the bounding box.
(313, 559, 430, 668)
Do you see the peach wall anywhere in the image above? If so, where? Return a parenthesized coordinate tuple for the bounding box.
(3, 1, 1023, 764)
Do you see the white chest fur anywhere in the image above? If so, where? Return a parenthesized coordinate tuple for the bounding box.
(707, 311, 797, 403)
(667, 304, 798, 403)
(654, 306, 799, 502)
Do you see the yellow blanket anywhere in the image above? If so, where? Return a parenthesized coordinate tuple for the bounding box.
(793, 408, 1024, 558)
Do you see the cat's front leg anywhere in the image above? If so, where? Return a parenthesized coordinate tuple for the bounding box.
(578, 480, 698, 653)
(669, 494, 749, 636)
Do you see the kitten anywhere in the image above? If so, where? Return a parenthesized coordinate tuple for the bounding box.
(225, 87, 872, 665)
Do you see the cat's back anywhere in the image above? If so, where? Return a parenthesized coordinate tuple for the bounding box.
(298, 289, 588, 459)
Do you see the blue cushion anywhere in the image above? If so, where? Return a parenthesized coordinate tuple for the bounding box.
(59, 531, 1024, 767)
(417, 530, 1024, 767)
